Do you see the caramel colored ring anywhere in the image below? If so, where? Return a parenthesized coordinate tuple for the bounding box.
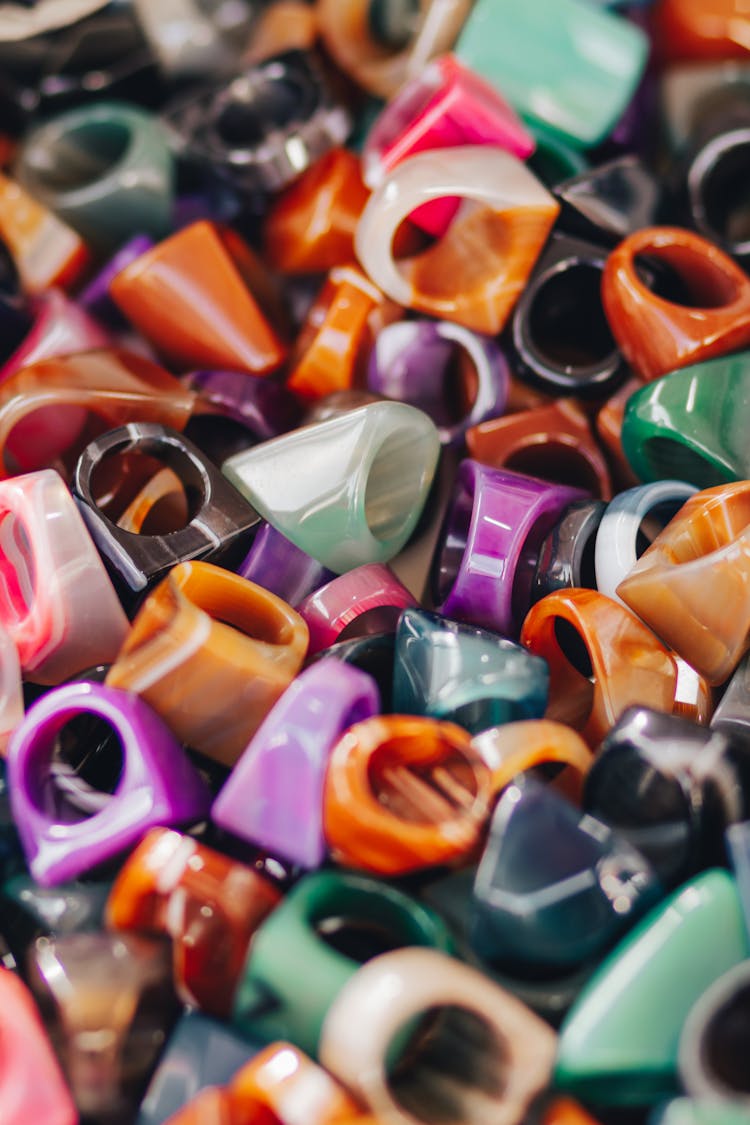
(472, 719, 593, 804)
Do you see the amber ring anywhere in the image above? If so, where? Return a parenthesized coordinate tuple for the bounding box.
(106, 559, 309, 766)
(601, 225, 750, 381)
(323, 714, 490, 875)
(520, 588, 678, 747)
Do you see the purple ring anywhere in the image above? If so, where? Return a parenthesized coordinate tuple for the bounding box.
(366, 319, 509, 446)
(78, 235, 156, 325)
(183, 369, 304, 442)
(237, 522, 335, 607)
(432, 460, 588, 636)
(212, 659, 380, 867)
(7, 681, 211, 886)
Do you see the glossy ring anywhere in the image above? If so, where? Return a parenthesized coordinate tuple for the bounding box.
(297, 564, 417, 656)
(617, 481, 750, 685)
(520, 588, 678, 747)
(601, 225, 750, 381)
(7, 681, 210, 885)
(678, 960, 750, 1104)
(319, 947, 557, 1125)
(466, 401, 612, 499)
(594, 480, 698, 603)
(106, 559, 309, 767)
(323, 714, 490, 875)
(318, 0, 473, 98)
(472, 719, 593, 803)
(355, 145, 559, 335)
(0, 469, 128, 684)
(0, 169, 89, 295)
(16, 101, 174, 252)
(431, 459, 587, 636)
(532, 499, 607, 603)
(367, 318, 509, 446)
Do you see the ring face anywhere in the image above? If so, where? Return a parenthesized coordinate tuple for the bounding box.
(73, 422, 261, 606)
(616, 481, 750, 684)
(454, 0, 649, 148)
(471, 776, 661, 970)
(7, 680, 211, 884)
(238, 521, 335, 609)
(163, 50, 351, 192)
(392, 607, 549, 735)
(223, 401, 441, 574)
(106, 560, 308, 766)
(109, 221, 289, 375)
(0, 170, 89, 295)
(584, 705, 743, 887)
(553, 156, 660, 245)
(554, 870, 748, 1106)
(211, 659, 380, 868)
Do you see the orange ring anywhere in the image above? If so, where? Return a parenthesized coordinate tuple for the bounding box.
(472, 719, 593, 804)
(106, 560, 308, 766)
(520, 588, 677, 748)
(602, 226, 750, 381)
(324, 714, 490, 874)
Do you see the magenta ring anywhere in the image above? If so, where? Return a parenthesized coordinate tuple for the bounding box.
(431, 460, 588, 636)
(212, 658, 380, 867)
(296, 563, 417, 655)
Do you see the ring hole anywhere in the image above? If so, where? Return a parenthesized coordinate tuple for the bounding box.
(29, 714, 124, 823)
(528, 263, 617, 370)
(88, 446, 204, 530)
(365, 428, 428, 542)
(504, 442, 603, 495)
(215, 71, 309, 146)
(641, 437, 726, 489)
(386, 1005, 506, 1124)
(579, 523, 599, 589)
(703, 978, 750, 1093)
(0, 512, 34, 624)
(544, 617, 595, 730)
(432, 475, 473, 606)
(26, 120, 131, 193)
(168, 569, 297, 648)
(368, 0, 420, 47)
(315, 915, 406, 961)
(368, 735, 480, 824)
(634, 248, 740, 310)
(696, 137, 750, 252)
(554, 617, 593, 679)
(634, 498, 689, 558)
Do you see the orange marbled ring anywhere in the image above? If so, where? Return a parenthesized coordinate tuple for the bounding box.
(323, 714, 491, 875)
(106, 560, 308, 767)
(466, 401, 613, 499)
(520, 588, 678, 748)
(355, 145, 559, 335)
(471, 719, 593, 803)
(601, 226, 750, 381)
(616, 481, 750, 686)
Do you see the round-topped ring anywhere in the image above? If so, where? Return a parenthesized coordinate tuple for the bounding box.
(679, 960, 750, 1103)
(318, 0, 473, 98)
(323, 713, 490, 875)
(16, 101, 174, 252)
(595, 480, 698, 603)
(601, 225, 750, 381)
